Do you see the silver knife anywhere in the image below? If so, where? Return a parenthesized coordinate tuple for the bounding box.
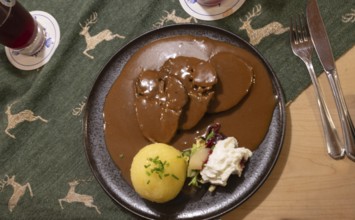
(306, 0, 355, 161)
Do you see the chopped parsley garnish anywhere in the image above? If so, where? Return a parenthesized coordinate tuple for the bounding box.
(144, 156, 179, 184)
(171, 174, 179, 180)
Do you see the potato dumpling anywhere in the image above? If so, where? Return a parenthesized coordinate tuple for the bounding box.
(130, 143, 187, 203)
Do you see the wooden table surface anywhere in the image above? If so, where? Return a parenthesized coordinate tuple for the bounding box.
(223, 46, 355, 220)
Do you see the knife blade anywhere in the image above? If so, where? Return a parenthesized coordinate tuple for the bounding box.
(306, 0, 355, 161)
(306, 0, 335, 71)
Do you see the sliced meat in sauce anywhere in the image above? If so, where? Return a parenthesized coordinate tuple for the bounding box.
(208, 52, 254, 113)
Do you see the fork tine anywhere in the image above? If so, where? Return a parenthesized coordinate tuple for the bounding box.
(301, 14, 311, 42)
(289, 17, 293, 43)
(290, 16, 297, 44)
(299, 14, 306, 43)
(297, 14, 303, 43)
(290, 14, 309, 45)
(298, 14, 306, 43)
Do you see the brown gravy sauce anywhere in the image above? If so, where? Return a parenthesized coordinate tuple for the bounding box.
(103, 36, 276, 183)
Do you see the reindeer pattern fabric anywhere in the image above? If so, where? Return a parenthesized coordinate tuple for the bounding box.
(342, 9, 355, 23)
(79, 12, 125, 59)
(238, 4, 289, 45)
(0, 0, 354, 219)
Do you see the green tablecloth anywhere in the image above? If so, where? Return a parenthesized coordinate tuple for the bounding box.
(1, 0, 354, 219)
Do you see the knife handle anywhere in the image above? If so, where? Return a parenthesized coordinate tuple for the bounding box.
(327, 69, 355, 160)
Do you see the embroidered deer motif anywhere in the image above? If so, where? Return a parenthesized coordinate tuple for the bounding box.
(153, 10, 198, 28)
(0, 175, 33, 212)
(239, 4, 289, 45)
(342, 9, 355, 23)
(5, 102, 48, 139)
(80, 12, 125, 59)
(72, 97, 87, 116)
(58, 179, 101, 214)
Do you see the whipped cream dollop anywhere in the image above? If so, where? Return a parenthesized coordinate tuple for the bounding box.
(200, 137, 252, 186)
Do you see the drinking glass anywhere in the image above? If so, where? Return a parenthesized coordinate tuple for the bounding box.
(0, 0, 45, 55)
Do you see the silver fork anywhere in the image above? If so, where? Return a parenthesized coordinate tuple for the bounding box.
(290, 14, 345, 159)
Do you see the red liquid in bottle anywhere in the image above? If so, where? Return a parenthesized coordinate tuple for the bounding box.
(0, 1, 36, 49)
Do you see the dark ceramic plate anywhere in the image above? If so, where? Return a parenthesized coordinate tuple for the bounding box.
(84, 24, 286, 220)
